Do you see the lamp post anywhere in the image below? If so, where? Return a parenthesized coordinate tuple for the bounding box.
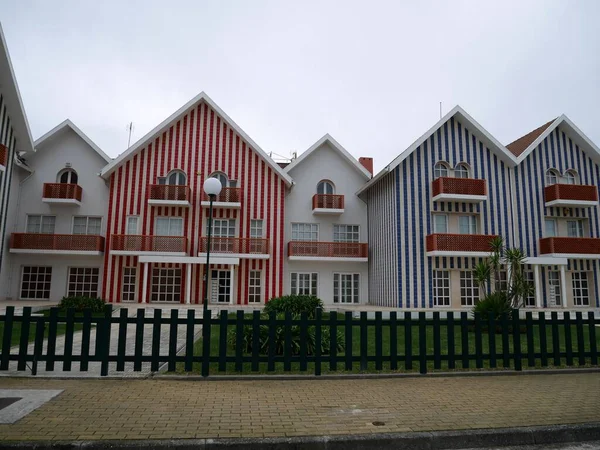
(202, 177, 222, 314)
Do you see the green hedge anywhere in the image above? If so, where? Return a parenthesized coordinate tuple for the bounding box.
(263, 295, 323, 318)
(57, 296, 106, 313)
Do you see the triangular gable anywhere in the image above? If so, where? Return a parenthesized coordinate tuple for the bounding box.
(35, 119, 112, 163)
(100, 92, 293, 186)
(357, 105, 517, 195)
(284, 133, 371, 180)
(510, 115, 600, 165)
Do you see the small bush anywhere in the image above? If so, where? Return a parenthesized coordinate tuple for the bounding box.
(263, 295, 323, 318)
(58, 296, 106, 313)
(472, 291, 512, 321)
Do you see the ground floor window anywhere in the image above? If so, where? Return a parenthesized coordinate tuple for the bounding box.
(524, 271, 536, 307)
(67, 267, 100, 298)
(496, 270, 508, 292)
(151, 268, 181, 302)
(548, 271, 562, 306)
(248, 270, 262, 303)
(291, 272, 318, 296)
(211, 270, 231, 303)
(20, 266, 52, 300)
(122, 267, 137, 302)
(460, 271, 479, 306)
(333, 273, 359, 303)
(572, 272, 590, 306)
(432, 270, 450, 307)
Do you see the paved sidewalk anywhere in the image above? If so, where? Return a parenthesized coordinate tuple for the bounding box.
(0, 372, 599, 441)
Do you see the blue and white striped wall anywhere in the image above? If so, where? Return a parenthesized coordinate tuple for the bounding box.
(0, 94, 16, 274)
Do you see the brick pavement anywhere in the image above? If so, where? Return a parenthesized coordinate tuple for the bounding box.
(0, 373, 599, 441)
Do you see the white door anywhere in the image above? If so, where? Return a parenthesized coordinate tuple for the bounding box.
(211, 270, 231, 303)
(548, 271, 561, 307)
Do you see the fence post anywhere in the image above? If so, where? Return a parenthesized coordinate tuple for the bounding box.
(1, 306, 15, 370)
(433, 312, 441, 370)
(589, 312, 598, 366)
(31, 319, 45, 376)
(488, 312, 496, 369)
(299, 312, 308, 372)
(202, 308, 212, 377)
(251, 310, 260, 372)
(564, 311, 573, 366)
(168, 309, 178, 372)
(375, 312, 383, 371)
(474, 312, 483, 369)
(61, 308, 75, 372)
(45, 307, 58, 371)
(526, 311, 535, 368)
(551, 312, 560, 367)
(150, 309, 162, 373)
(117, 308, 128, 372)
(284, 312, 292, 372)
(512, 309, 522, 371)
(186, 310, 196, 372)
(447, 312, 455, 370)
(268, 312, 276, 372)
(390, 311, 398, 371)
(80, 309, 92, 372)
(460, 312, 469, 369)
(329, 311, 337, 372)
(539, 311, 548, 367)
(501, 312, 510, 368)
(360, 311, 368, 371)
(419, 312, 427, 374)
(17, 307, 32, 371)
(234, 310, 244, 373)
(405, 312, 412, 371)
(575, 312, 585, 366)
(100, 305, 113, 377)
(217, 310, 227, 373)
(345, 311, 353, 371)
(133, 309, 145, 372)
(315, 308, 322, 376)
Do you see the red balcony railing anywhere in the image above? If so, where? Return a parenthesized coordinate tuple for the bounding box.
(0, 144, 7, 167)
(10, 233, 104, 252)
(43, 183, 82, 201)
(432, 177, 487, 197)
(202, 187, 241, 203)
(148, 184, 190, 202)
(312, 194, 345, 210)
(288, 241, 368, 258)
(199, 237, 269, 254)
(426, 234, 498, 253)
(110, 235, 187, 253)
(539, 237, 600, 255)
(544, 184, 598, 203)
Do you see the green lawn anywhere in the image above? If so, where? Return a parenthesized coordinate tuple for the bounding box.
(175, 317, 600, 375)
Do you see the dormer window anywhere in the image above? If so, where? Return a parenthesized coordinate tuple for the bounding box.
(546, 169, 559, 186)
(317, 180, 335, 195)
(434, 162, 449, 179)
(210, 172, 236, 188)
(158, 170, 186, 186)
(564, 170, 578, 185)
(58, 168, 78, 184)
(454, 163, 469, 179)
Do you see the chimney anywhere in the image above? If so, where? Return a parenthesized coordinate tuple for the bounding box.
(359, 157, 373, 177)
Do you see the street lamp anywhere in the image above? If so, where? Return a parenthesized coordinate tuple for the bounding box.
(202, 177, 222, 313)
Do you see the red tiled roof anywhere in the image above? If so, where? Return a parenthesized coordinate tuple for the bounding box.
(277, 162, 290, 169)
(506, 119, 556, 157)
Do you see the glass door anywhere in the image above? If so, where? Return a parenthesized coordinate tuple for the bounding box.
(211, 270, 231, 303)
(548, 271, 561, 307)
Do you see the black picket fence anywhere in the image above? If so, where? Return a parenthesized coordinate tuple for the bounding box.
(0, 306, 599, 377)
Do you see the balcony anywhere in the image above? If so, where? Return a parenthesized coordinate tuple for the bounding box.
(10, 233, 105, 255)
(312, 194, 345, 215)
(426, 233, 498, 256)
(201, 187, 241, 209)
(198, 237, 269, 259)
(147, 184, 191, 207)
(539, 237, 600, 258)
(110, 235, 187, 255)
(544, 184, 598, 208)
(42, 183, 82, 206)
(432, 177, 487, 203)
(0, 144, 6, 169)
(287, 241, 368, 262)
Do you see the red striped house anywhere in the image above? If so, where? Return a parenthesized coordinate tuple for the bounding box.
(100, 92, 292, 305)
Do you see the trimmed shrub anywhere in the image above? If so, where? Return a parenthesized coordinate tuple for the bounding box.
(263, 295, 323, 318)
(58, 296, 106, 313)
(472, 291, 512, 321)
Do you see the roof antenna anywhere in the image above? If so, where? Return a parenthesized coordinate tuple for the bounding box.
(439, 102, 442, 119)
(126, 122, 134, 148)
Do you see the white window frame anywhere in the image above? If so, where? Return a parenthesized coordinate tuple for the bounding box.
(433, 214, 448, 234)
(72, 216, 102, 235)
(546, 169, 559, 186)
(20, 266, 52, 300)
(458, 215, 477, 235)
(333, 273, 360, 304)
(122, 267, 137, 302)
(167, 170, 187, 186)
(291, 223, 319, 241)
(290, 272, 318, 296)
(454, 163, 469, 178)
(460, 271, 479, 307)
(250, 219, 263, 238)
(26, 215, 56, 234)
(248, 270, 262, 303)
(155, 217, 184, 236)
(126, 216, 139, 235)
(333, 224, 360, 243)
(544, 219, 557, 238)
(524, 271, 536, 307)
(434, 162, 449, 179)
(432, 270, 450, 307)
(67, 267, 100, 298)
(572, 272, 590, 307)
(316, 180, 335, 195)
(151, 268, 182, 302)
(564, 170, 578, 185)
(548, 271, 562, 306)
(211, 218, 236, 237)
(567, 220, 584, 238)
(58, 168, 78, 184)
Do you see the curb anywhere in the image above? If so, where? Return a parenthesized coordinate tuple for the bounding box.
(2, 423, 600, 449)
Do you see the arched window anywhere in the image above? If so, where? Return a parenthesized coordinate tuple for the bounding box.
(167, 170, 186, 186)
(211, 172, 232, 188)
(316, 180, 335, 195)
(454, 163, 469, 179)
(546, 169, 559, 186)
(564, 170, 578, 185)
(57, 169, 78, 184)
(434, 162, 449, 179)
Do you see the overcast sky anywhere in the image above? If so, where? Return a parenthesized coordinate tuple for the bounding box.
(1, 0, 599, 171)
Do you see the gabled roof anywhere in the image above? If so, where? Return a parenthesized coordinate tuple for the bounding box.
(506, 119, 556, 157)
(357, 105, 517, 195)
(35, 119, 111, 163)
(507, 115, 600, 165)
(0, 22, 34, 153)
(100, 92, 293, 185)
(284, 133, 371, 180)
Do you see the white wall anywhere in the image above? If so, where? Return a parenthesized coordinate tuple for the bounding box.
(0, 126, 109, 301)
(284, 141, 369, 305)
